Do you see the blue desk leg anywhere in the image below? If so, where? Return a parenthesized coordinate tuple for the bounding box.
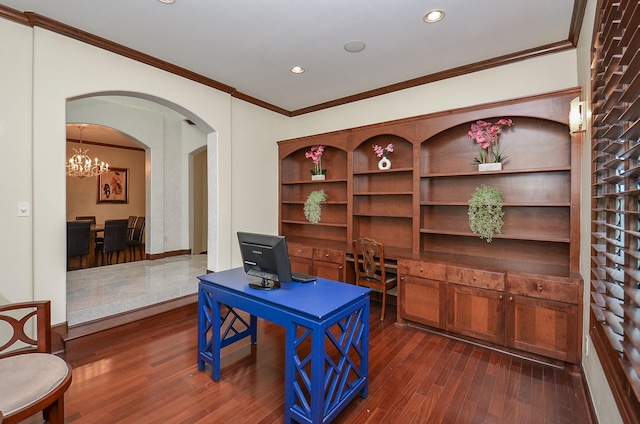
(250, 314, 258, 344)
(284, 320, 295, 424)
(311, 321, 324, 424)
(212, 299, 222, 381)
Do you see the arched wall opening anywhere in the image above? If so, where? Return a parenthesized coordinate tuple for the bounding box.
(64, 92, 214, 323)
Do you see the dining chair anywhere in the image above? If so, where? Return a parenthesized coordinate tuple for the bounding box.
(126, 215, 137, 241)
(126, 216, 146, 261)
(66, 220, 91, 270)
(0, 301, 72, 424)
(352, 237, 397, 321)
(95, 219, 128, 266)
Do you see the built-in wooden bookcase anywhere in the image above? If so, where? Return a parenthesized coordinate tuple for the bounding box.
(278, 88, 583, 365)
(420, 116, 575, 277)
(351, 135, 414, 252)
(279, 140, 348, 246)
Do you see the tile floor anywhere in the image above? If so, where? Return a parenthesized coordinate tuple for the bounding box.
(66, 254, 208, 326)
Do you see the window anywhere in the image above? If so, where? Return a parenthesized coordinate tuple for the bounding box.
(590, 1, 640, 422)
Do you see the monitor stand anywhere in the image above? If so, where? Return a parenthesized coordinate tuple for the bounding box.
(248, 278, 281, 290)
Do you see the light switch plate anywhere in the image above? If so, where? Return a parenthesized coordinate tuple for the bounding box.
(18, 202, 30, 217)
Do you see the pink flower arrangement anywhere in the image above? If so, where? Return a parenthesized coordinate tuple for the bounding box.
(305, 145, 326, 175)
(468, 119, 513, 164)
(373, 143, 394, 158)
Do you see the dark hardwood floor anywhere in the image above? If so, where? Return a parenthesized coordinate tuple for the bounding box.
(57, 302, 594, 424)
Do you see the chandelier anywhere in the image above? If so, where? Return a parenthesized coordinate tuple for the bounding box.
(66, 126, 109, 178)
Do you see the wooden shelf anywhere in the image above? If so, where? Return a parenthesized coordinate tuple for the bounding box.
(353, 167, 412, 175)
(279, 88, 580, 276)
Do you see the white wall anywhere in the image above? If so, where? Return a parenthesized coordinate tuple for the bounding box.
(0, 20, 286, 324)
(0, 18, 34, 305)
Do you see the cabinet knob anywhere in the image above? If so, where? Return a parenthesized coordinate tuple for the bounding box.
(339, 266, 343, 270)
(537, 284, 543, 293)
(297, 249, 302, 253)
(499, 294, 503, 300)
(420, 268, 424, 272)
(509, 296, 513, 301)
(401, 276, 405, 281)
(325, 254, 329, 257)
(473, 276, 477, 280)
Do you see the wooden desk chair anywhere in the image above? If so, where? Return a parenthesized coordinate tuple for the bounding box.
(352, 237, 397, 321)
(0, 301, 72, 424)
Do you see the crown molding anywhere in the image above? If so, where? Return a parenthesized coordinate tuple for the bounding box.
(1, 3, 586, 117)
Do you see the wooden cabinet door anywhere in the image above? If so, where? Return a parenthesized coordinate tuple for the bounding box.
(290, 256, 313, 275)
(399, 275, 446, 329)
(313, 259, 345, 282)
(446, 284, 505, 344)
(505, 295, 579, 363)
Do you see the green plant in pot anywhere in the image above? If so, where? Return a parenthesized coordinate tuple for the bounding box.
(468, 185, 504, 243)
(304, 190, 328, 224)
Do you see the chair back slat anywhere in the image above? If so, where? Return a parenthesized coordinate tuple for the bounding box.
(0, 301, 51, 357)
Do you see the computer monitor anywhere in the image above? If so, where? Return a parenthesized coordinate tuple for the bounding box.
(237, 231, 293, 290)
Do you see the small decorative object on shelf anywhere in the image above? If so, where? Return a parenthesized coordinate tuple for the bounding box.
(468, 118, 513, 171)
(468, 185, 504, 243)
(304, 190, 328, 224)
(305, 145, 327, 180)
(373, 143, 394, 170)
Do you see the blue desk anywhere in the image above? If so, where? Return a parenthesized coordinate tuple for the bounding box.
(197, 267, 370, 424)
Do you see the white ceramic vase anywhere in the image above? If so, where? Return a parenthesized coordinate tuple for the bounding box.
(378, 157, 391, 170)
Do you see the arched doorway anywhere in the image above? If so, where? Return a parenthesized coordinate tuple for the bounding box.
(65, 93, 212, 325)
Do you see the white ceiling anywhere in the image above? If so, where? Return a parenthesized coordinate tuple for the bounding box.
(1, 0, 579, 113)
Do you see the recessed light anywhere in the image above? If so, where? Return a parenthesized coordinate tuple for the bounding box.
(344, 40, 366, 53)
(424, 9, 445, 23)
(290, 66, 305, 74)
(157, 0, 175, 4)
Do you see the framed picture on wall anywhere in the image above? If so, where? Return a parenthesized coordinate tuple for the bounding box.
(97, 168, 129, 204)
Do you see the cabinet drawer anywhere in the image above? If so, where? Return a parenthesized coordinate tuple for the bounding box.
(507, 274, 579, 304)
(446, 266, 505, 291)
(288, 243, 313, 259)
(398, 259, 446, 281)
(313, 248, 344, 263)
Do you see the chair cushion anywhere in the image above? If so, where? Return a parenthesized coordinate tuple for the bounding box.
(0, 353, 70, 416)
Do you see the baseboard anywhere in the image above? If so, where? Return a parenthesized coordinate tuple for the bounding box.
(146, 249, 192, 261)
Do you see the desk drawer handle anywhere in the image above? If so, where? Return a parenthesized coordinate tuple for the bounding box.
(325, 254, 330, 257)
(297, 249, 302, 253)
(537, 284, 543, 293)
(499, 294, 503, 300)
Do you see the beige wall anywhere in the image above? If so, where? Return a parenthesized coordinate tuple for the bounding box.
(66, 144, 146, 223)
